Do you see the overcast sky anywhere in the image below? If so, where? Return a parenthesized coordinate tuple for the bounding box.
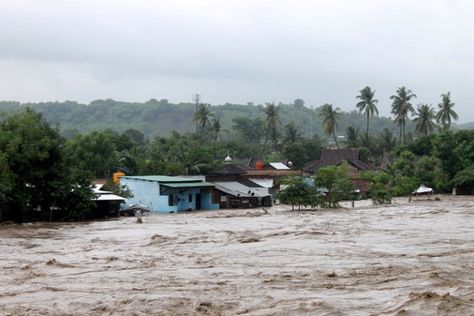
(0, 0, 473, 122)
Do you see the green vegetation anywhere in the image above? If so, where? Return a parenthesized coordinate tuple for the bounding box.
(315, 164, 355, 208)
(319, 104, 342, 148)
(277, 164, 355, 209)
(0, 99, 399, 140)
(0, 109, 94, 222)
(414, 104, 436, 136)
(276, 177, 321, 211)
(390, 87, 417, 144)
(0, 87, 472, 221)
(356, 86, 379, 138)
(436, 92, 458, 130)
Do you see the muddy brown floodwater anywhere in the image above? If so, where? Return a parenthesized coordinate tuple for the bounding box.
(1, 195, 474, 315)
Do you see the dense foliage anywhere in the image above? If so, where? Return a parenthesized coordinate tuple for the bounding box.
(0, 99, 400, 140)
(1, 87, 472, 220)
(0, 109, 95, 222)
(277, 165, 355, 209)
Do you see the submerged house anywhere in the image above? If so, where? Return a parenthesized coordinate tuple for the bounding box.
(120, 176, 219, 213)
(206, 155, 273, 208)
(91, 184, 126, 217)
(303, 149, 376, 193)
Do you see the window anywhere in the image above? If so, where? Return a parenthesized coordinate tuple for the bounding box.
(212, 189, 220, 204)
(168, 194, 176, 206)
(189, 194, 192, 203)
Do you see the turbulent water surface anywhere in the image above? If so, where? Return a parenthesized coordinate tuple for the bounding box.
(1, 196, 473, 315)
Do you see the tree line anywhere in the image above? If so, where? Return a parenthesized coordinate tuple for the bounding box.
(0, 86, 472, 220)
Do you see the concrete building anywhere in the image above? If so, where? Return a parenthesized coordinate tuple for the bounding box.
(120, 176, 219, 213)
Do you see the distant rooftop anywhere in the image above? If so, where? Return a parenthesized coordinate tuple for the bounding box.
(303, 149, 374, 173)
(269, 162, 290, 170)
(120, 175, 202, 183)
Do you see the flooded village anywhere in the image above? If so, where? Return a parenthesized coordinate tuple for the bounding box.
(2, 1, 474, 315)
(1, 147, 474, 315)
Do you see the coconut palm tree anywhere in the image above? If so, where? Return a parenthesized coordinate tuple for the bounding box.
(263, 102, 280, 148)
(356, 86, 379, 138)
(284, 122, 301, 144)
(345, 126, 359, 148)
(436, 92, 458, 130)
(414, 104, 436, 136)
(390, 87, 416, 144)
(319, 103, 341, 148)
(193, 103, 214, 135)
(379, 128, 397, 153)
(211, 116, 221, 141)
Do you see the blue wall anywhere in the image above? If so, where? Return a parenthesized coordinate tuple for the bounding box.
(120, 178, 219, 213)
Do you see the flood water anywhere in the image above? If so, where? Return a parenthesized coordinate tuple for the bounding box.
(1, 195, 473, 315)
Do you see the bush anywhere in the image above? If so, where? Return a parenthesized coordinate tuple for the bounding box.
(276, 177, 322, 211)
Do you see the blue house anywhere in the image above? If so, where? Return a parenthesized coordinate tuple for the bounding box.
(120, 175, 219, 213)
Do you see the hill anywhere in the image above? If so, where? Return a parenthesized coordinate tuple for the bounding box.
(456, 122, 474, 130)
(0, 99, 404, 139)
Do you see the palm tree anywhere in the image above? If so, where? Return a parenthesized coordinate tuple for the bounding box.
(319, 103, 341, 148)
(414, 104, 436, 136)
(436, 92, 458, 130)
(379, 128, 397, 153)
(211, 116, 221, 141)
(193, 103, 214, 135)
(284, 122, 301, 144)
(356, 86, 379, 137)
(390, 86, 416, 144)
(263, 102, 280, 148)
(345, 126, 359, 148)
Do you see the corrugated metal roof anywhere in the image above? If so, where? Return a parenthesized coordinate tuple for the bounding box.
(248, 178, 274, 188)
(161, 182, 214, 188)
(93, 194, 126, 201)
(269, 162, 290, 170)
(214, 181, 270, 197)
(120, 175, 202, 183)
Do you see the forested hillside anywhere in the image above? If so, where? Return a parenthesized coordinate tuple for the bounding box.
(0, 99, 402, 139)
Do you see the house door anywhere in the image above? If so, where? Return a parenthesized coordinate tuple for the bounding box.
(195, 193, 201, 210)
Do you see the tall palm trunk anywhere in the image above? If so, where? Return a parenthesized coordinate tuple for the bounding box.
(403, 121, 406, 144)
(399, 125, 403, 144)
(333, 131, 339, 149)
(366, 111, 370, 138)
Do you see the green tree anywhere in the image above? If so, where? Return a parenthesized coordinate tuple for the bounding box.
(282, 137, 325, 168)
(283, 122, 301, 144)
(64, 131, 119, 178)
(211, 116, 222, 141)
(293, 99, 305, 108)
(452, 165, 474, 194)
(232, 117, 264, 143)
(390, 87, 416, 144)
(193, 103, 215, 135)
(356, 86, 379, 138)
(362, 171, 393, 205)
(378, 128, 397, 153)
(263, 102, 281, 149)
(345, 126, 359, 148)
(0, 108, 94, 221)
(436, 92, 458, 130)
(314, 164, 354, 208)
(276, 177, 321, 211)
(319, 103, 342, 148)
(414, 104, 436, 136)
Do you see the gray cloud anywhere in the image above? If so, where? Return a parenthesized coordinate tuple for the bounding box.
(0, 0, 473, 122)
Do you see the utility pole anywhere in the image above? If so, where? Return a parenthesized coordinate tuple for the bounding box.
(192, 93, 200, 134)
